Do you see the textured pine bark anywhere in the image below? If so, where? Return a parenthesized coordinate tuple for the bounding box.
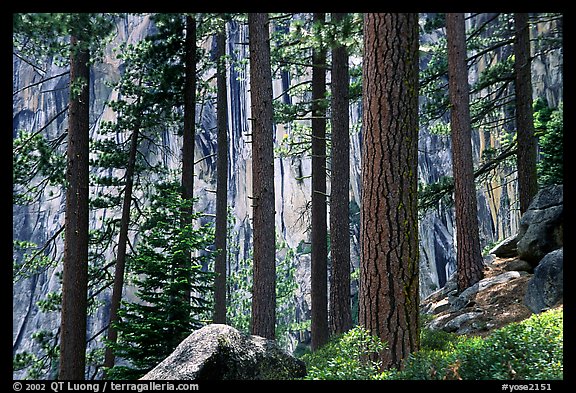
(446, 13, 485, 292)
(329, 12, 352, 337)
(213, 27, 229, 325)
(248, 13, 276, 340)
(514, 13, 538, 214)
(310, 12, 329, 351)
(59, 33, 90, 380)
(359, 13, 420, 370)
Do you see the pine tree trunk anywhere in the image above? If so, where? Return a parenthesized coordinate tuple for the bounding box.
(248, 13, 276, 340)
(310, 12, 329, 351)
(359, 13, 420, 370)
(181, 14, 196, 304)
(514, 13, 538, 214)
(59, 31, 90, 380)
(103, 125, 139, 373)
(213, 25, 229, 325)
(446, 13, 485, 292)
(329, 12, 352, 337)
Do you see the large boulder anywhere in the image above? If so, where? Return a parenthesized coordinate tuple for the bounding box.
(517, 185, 563, 266)
(140, 324, 306, 380)
(488, 234, 518, 258)
(524, 248, 563, 313)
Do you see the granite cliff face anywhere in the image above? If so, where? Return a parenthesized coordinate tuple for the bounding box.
(12, 14, 562, 378)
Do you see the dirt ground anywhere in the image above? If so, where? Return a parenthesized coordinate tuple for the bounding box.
(421, 257, 539, 337)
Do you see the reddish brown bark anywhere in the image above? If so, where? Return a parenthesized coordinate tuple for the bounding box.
(446, 13, 485, 291)
(359, 13, 420, 370)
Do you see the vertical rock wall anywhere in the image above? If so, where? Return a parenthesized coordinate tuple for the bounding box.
(12, 14, 562, 377)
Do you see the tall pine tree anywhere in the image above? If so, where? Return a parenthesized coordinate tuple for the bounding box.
(248, 12, 276, 339)
(213, 18, 229, 325)
(446, 13, 485, 291)
(514, 13, 538, 214)
(359, 13, 420, 370)
(329, 12, 353, 336)
(310, 12, 329, 351)
(59, 14, 91, 380)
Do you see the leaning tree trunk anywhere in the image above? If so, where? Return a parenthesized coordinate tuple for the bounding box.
(103, 125, 139, 373)
(359, 13, 420, 370)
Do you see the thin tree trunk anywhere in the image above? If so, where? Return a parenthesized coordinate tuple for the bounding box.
(213, 23, 229, 325)
(103, 125, 139, 374)
(359, 13, 420, 370)
(310, 12, 329, 351)
(59, 31, 90, 380)
(181, 14, 196, 304)
(248, 12, 276, 340)
(514, 12, 538, 214)
(446, 13, 485, 291)
(329, 12, 352, 337)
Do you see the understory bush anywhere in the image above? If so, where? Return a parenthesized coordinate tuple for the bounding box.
(301, 326, 386, 380)
(301, 308, 563, 380)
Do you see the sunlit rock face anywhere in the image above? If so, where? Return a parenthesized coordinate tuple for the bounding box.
(13, 14, 562, 378)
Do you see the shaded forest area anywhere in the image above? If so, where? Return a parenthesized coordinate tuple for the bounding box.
(13, 13, 563, 380)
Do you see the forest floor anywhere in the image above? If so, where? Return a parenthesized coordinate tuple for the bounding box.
(420, 256, 559, 337)
(469, 257, 533, 336)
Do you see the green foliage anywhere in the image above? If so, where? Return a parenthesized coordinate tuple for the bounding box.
(13, 330, 59, 379)
(382, 308, 563, 380)
(301, 310, 562, 380)
(417, 176, 454, 213)
(105, 181, 216, 380)
(13, 13, 116, 68)
(300, 326, 386, 380)
(534, 100, 563, 186)
(226, 230, 300, 349)
(13, 131, 66, 204)
(13, 240, 59, 281)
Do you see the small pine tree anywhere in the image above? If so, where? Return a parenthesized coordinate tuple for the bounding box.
(105, 181, 215, 380)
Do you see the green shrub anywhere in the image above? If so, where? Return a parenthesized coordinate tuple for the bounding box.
(302, 309, 563, 380)
(300, 326, 386, 380)
(388, 308, 563, 380)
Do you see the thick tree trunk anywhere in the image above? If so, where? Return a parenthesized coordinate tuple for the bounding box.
(359, 13, 420, 370)
(446, 13, 485, 292)
(248, 13, 276, 340)
(213, 25, 229, 325)
(514, 13, 538, 214)
(329, 12, 352, 337)
(310, 12, 329, 351)
(59, 32, 90, 380)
